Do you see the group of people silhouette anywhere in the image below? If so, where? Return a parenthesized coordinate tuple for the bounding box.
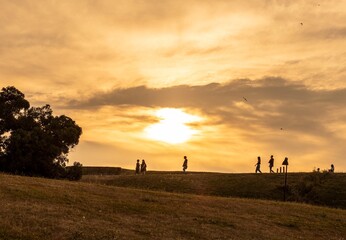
(255, 155, 273, 173)
(135, 155, 335, 174)
(316, 164, 335, 173)
(135, 159, 147, 174)
(256, 156, 336, 174)
(255, 155, 289, 173)
(135, 156, 188, 174)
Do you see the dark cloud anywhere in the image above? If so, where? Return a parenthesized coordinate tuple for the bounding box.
(306, 27, 346, 40)
(69, 77, 346, 139)
(70, 77, 335, 108)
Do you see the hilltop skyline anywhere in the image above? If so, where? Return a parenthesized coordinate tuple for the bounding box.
(1, 0, 346, 172)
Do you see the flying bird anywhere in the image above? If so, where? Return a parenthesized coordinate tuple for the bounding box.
(243, 97, 248, 102)
(300, 22, 303, 26)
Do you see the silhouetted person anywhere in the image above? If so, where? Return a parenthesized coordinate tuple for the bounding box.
(135, 159, 140, 174)
(329, 164, 334, 173)
(141, 159, 147, 174)
(255, 156, 262, 173)
(268, 155, 275, 173)
(182, 156, 188, 173)
(317, 168, 320, 173)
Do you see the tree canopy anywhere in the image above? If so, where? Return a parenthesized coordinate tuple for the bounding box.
(0, 86, 82, 179)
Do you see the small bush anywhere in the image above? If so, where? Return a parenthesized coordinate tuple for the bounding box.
(66, 162, 83, 181)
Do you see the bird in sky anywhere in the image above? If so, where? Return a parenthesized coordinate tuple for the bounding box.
(243, 97, 248, 102)
(300, 22, 303, 26)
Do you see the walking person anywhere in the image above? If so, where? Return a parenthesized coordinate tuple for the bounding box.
(141, 159, 147, 174)
(135, 159, 140, 174)
(268, 155, 275, 173)
(182, 156, 188, 173)
(255, 156, 262, 173)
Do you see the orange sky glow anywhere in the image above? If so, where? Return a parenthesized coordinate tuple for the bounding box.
(1, 0, 346, 172)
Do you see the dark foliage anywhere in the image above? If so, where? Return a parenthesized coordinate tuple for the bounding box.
(289, 172, 331, 205)
(0, 86, 82, 179)
(66, 162, 83, 181)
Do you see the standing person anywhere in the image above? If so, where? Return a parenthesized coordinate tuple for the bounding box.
(268, 155, 275, 173)
(135, 159, 140, 174)
(182, 156, 188, 173)
(255, 156, 262, 173)
(141, 159, 147, 174)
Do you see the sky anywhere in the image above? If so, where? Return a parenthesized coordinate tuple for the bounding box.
(1, 0, 346, 172)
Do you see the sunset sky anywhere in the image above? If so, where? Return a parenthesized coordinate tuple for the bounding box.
(1, 0, 346, 172)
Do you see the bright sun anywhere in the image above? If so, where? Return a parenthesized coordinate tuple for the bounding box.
(145, 108, 201, 144)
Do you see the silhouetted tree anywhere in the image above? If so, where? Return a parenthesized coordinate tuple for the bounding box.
(0, 86, 82, 179)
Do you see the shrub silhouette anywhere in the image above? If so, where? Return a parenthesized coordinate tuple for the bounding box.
(0, 86, 82, 179)
(66, 162, 83, 181)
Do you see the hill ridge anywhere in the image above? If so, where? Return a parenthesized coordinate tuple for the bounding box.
(1, 173, 346, 240)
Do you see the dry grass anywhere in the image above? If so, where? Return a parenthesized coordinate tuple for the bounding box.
(1, 173, 346, 240)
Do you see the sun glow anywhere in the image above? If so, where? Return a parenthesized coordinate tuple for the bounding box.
(145, 108, 201, 144)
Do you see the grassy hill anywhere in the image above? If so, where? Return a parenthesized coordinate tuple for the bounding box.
(1, 173, 346, 239)
(82, 170, 346, 209)
(82, 166, 123, 175)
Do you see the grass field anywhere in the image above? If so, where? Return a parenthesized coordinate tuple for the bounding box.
(1, 173, 346, 240)
(82, 169, 346, 209)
